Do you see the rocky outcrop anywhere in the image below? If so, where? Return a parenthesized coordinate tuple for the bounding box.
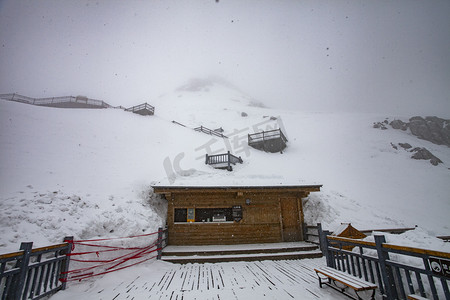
(390, 119, 408, 131)
(373, 120, 388, 130)
(390, 143, 443, 166)
(375, 116, 450, 147)
(410, 147, 443, 166)
(398, 143, 412, 149)
(408, 116, 450, 146)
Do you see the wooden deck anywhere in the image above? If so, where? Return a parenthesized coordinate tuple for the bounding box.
(53, 258, 368, 299)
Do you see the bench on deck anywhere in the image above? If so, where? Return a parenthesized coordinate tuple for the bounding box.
(314, 267, 377, 300)
(407, 295, 429, 300)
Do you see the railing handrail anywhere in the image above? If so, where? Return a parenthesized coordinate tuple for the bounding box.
(327, 235, 377, 248)
(382, 242, 450, 259)
(0, 242, 70, 260)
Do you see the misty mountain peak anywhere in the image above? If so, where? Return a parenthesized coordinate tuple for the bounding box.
(175, 76, 265, 108)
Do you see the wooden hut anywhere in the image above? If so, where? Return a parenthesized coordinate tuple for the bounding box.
(331, 223, 366, 240)
(331, 223, 367, 250)
(152, 185, 322, 246)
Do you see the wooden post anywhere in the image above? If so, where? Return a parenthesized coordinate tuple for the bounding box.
(205, 154, 209, 165)
(11, 242, 33, 300)
(227, 151, 231, 171)
(60, 236, 73, 290)
(375, 235, 398, 300)
(317, 223, 324, 253)
(157, 227, 163, 260)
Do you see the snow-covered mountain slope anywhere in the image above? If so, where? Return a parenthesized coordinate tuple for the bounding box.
(1, 80, 449, 253)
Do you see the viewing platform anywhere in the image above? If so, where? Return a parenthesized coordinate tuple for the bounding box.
(125, 102, 155, 116)
(205, 151, 243, 171)
(248, 128, 287, 153)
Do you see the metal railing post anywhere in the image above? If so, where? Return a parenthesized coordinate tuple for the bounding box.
(375, 235, 398, 300)
(60, 236, 73, 290)
(318, 223, 334, 268)
(11, 242, 33, 300)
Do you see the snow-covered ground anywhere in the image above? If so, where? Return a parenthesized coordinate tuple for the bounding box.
(1, 80, 449, 298)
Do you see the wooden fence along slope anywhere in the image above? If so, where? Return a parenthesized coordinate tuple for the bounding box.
(194, 125, 228, 138)
(0, 93, 110, 109)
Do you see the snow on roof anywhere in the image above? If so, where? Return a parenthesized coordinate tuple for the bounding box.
(152, 184, 322, 192)
(331, 223, 351, 236)
(152, 168, 322, 188)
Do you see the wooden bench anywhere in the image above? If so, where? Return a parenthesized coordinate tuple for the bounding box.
(314, 267, 377, 300)
(407, 295, 429, 300)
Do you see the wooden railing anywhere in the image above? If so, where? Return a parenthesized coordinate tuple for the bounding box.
(0, 237, 72, 300)
(205, 151, 243, 171)
(194, 126, 228, 138)
(0, 93, 110, 108)
(317, 223, 450, 299)
(248, 128, 287, 145)
(125, 102, 155, 115)
(0, 93, 35, 104)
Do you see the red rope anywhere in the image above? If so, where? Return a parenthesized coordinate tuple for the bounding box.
(72, 230, 161, 243)
(61, 230, 165, 282)
(70, 246, 158, 264)
(70, 242, 149, 250)
(61, 254, 158, 282)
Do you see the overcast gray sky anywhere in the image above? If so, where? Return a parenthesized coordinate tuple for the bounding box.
(1, 0, 449, 115)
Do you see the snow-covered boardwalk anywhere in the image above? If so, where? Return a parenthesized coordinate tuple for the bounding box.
(51, 258, 355, 299)
(145, 259, 335, 299)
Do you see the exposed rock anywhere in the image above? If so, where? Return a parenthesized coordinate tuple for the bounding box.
(430, 157, 443, 166)
(408, 116, 450, 146)
(241, 112, 248, 117)
(398, 143, 412, 149)
(390, 119, 408, 131)
(390, 143, 398, 150)
(410, 147, 442, 166)
(373, 122, 387, 130)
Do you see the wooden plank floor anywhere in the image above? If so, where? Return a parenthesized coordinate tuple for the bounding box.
(80, 258, 371, 300)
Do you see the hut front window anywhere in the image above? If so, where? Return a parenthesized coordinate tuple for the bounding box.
(174, 208, 233, 223)
(174, 208, 187, 222)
